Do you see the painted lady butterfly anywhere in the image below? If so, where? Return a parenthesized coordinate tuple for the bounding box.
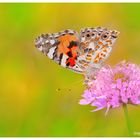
(35, 27, 119, 83)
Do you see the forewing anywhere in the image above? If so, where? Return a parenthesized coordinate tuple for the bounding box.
(35, 29, 84, 73)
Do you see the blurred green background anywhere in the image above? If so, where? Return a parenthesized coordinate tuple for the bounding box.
(0, 3, 140, 137)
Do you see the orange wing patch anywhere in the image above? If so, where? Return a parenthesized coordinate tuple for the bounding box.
(57, 34, 78, 55)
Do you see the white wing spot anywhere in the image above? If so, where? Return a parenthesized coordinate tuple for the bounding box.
(61, 55, 68, 67)
(81, 37, 85, 42)
(50, 40, 55, 45)
(68, 30, 74, 34)
(47, 47, 56, 59)
(45, 40, 49, 43)
(54, 33, 59, 38)
(38, 46, 43, 51)
(88, 42, 95, 49)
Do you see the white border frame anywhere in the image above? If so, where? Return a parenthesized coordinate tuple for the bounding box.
(0, 0, 140, 3)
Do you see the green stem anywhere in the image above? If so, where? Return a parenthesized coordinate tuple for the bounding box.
(123, 104, 133, 137)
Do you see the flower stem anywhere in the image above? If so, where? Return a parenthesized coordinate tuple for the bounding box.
(123, 104, 133, 137)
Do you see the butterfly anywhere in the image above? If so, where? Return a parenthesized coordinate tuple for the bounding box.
(35, 27, 119, 83)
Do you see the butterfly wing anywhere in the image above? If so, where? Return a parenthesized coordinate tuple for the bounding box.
(77, 27, 119, 71)
(35, 29, 84, 73)
(76, 27, 119, 83)
(35, 27, 119, 76)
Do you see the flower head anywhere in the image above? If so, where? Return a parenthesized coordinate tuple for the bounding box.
(79, 61, 140, 114)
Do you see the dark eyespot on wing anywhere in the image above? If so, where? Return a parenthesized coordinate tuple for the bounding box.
(66, 62, 70, 66)
(67, 51, 73, 57)
(86, 34, 90, 37)
(68, 41, 79, 48)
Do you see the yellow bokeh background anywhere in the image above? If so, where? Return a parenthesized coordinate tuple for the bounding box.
(0, 3, 140, 137)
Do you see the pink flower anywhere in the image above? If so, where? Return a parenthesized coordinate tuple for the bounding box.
(79, 61, 140, 114)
